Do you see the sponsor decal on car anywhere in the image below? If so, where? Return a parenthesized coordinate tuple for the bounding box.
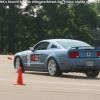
(31, 54, 40, 63)
(27, 51, 31, 66)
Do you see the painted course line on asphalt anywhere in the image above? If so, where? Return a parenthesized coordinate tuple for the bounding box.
(0, 78, 100, 87)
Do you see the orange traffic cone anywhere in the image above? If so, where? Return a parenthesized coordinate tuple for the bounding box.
(14, 67, 25, 85)
(8, 57, 13, 60)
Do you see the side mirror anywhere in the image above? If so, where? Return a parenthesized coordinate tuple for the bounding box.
(29, 47, 34, 51)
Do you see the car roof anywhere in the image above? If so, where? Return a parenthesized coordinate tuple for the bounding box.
(41, 39, 82, 42)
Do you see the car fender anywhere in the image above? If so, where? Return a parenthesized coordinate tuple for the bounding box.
(14, 50, 31, 66)
(14, 52, 23, 67)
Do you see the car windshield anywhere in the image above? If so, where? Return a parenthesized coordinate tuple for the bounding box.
(56, 40, 90, 49)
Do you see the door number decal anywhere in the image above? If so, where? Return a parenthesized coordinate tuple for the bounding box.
(31, 54, 39, 62)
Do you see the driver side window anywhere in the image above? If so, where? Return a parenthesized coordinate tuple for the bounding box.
(34, 42, 49, 50)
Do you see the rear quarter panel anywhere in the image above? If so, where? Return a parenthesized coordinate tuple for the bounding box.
(44, 49, 70, 70)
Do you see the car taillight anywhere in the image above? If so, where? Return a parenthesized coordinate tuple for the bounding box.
(97, 52, 100, 57)
(69, 52, 79, 58)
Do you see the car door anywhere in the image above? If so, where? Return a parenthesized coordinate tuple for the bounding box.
(30, 42, 50, 70)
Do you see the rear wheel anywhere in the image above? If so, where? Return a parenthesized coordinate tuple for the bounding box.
(85, 70, 99, 78)
(15, 57, 25, 73)
(48, 58, 62, 76)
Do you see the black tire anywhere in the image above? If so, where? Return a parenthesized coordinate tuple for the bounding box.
(47, 58, 62, 76)
(14, 57, 25, 73)
(85, 70, 99, 78)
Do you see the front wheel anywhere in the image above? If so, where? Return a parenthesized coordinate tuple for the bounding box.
(14, 57, 25, 73)
(85, 70, 99, 78)
(48, 58, 62, 76)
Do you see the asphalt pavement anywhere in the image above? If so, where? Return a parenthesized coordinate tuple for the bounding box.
(0, 55, 100, 100)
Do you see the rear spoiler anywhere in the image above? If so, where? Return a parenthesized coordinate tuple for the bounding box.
(70, 46, 100, 49)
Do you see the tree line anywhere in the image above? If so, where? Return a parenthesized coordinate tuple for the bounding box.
(0, 0, 100, 54)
